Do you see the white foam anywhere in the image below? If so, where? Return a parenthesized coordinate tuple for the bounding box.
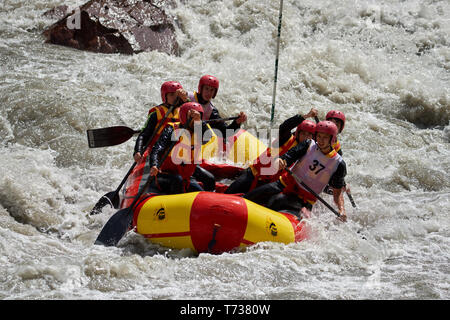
(0, 0, 448, 300)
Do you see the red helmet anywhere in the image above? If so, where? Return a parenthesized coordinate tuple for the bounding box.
(296, 120, 316, 134)
(325, 110, 346, 132)
(315, 121, 338, 145)
(161, 81, 183, 103)
(179, 102, 204, 125)
(198, 75, 219, 98)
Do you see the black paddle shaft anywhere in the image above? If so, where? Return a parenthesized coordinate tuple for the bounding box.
(204, 116, 239, 123)
(285, 168, 341, 218)
(346, 190, 357, 208)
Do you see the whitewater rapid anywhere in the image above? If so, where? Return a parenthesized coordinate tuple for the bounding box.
(0, 0, 449, 299)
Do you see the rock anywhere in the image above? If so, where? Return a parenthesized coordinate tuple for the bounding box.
(42, 0, 179, 55)
(43, 5, 69, 20)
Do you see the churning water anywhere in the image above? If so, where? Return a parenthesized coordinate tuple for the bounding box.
(0, 0, 449, 300)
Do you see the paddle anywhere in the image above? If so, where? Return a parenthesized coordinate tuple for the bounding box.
(285, 168, 342, 219)
(86, 116, 238, 149)
(285, 169, 370, 239)
(88, 165, 136, 215)
(89, 105, 176, 215)
(87, 126, 140, 148)
(345, 185, 357, 208)
(94, 123, 186, 246)
(205, 116, 239, 123)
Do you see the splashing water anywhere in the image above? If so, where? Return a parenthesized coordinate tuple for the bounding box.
(0, 0, 449, 299)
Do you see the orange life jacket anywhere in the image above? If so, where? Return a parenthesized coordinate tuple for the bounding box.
(248, 134, 298, 189)
(146, 104, 180, 148)
(332, 139, 341, 153)
(158, 122, 197, 187)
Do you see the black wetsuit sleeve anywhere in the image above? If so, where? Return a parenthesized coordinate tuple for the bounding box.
(280, 140, 312, 167)
(328, 160, 347, 189)
(226, 118, 240, 131)
(134, 112, 158, 155)
(278, 114, 305, 146)
(208, 107, 240, 139)
(207, 108, 226, 138)
(150, 126, 174, 168)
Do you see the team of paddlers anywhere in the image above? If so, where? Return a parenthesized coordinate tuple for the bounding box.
(132, 75, 349, 222)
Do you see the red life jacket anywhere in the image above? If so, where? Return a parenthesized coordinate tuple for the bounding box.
(159, 122, 202, 191)
(248, 134, 298, 189)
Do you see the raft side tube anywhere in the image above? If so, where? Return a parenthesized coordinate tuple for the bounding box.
(132, 192, 307, 254)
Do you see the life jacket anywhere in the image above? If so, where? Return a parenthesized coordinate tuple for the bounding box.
(279, 140, 343, 204)
(332, 139, 341, 153)
(249, 134, 298, 188)
(160, 122, 217, 191)
(188, 91, 214, 120)
(146, 104, 180, 147)
(122, 105, 180, 203)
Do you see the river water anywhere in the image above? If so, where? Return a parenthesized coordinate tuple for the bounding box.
(0, 0, 449, 300)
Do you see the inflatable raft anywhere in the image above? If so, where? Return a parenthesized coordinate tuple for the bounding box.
(131, 191, 308, 254)
(120, 129, 309, 254)
(121, 128, 266, 208)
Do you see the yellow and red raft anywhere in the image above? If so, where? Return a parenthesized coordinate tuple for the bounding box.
(121, 129, 310, 254)
(131, 191, 308, 254)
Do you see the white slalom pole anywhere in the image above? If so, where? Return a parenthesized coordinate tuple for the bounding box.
(270, 0, 283, 126)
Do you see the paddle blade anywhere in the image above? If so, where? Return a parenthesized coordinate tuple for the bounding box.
(89, 191, 121, 215)
(87, 126, 140, 148)
(94, 208, 133, 246)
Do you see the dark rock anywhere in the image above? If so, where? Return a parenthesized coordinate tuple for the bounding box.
(42, 0, 179, 55)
